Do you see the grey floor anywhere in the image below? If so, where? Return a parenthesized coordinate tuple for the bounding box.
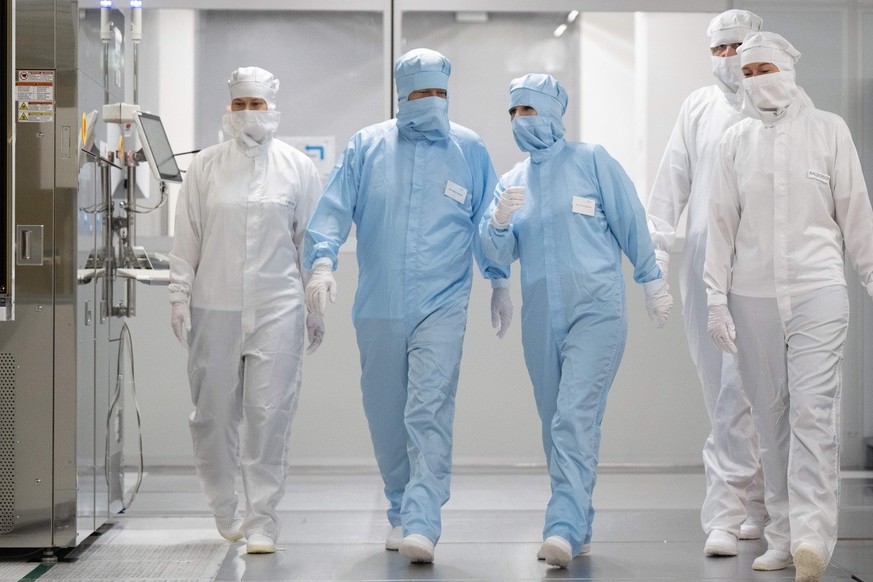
(1, 467, 871, 581)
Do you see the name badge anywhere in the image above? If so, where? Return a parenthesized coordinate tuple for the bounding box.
(572, 196, 595, 216)
(808, 169, 830, 184)
(444, 181, 468, 204)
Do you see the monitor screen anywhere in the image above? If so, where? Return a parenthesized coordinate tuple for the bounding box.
(133, 111, 183, 183)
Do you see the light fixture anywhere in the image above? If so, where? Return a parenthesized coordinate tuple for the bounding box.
(99, 0, 113, 7)
(553, 23, 568, 38)
(567, 10, 579, 23)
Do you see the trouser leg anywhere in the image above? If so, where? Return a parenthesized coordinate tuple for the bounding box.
(356, 319, 410, 527)
(187, 309, 244, 520)
(238, 306, 305, 539)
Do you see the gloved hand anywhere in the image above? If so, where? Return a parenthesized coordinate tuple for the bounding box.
(867, 280, 873, 298)
(306, 312, 325, 355)
(491, 186, 525, 229)
(643, 279, 673, 329)
(304, 258, 337, 316)
(490, 286, 513, 339)
(655, 249, 670, 279)
(170, 301, 191, 348)
(707, 304, 737, 354)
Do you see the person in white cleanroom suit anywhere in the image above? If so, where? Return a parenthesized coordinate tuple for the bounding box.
(646, 9, 767, 557)
(169, 66, 323, 555)
(303, 48, 512, 564)
(704, 32, 873, 582)
(480, 73, 672, 569)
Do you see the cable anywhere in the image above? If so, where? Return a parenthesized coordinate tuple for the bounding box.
(105, 322, 144, 511)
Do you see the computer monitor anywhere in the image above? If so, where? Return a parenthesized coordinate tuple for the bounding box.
(132, 110, 183, 183)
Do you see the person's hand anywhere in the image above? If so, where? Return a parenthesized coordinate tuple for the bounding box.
(655, 250, 670, 279)
(644, 279, 673, 329)
(306, 312, 325, 354)
(490, 287, 513, 339)
(304, 259, 337, 316)
(170, 301, 191, 348)
(491, 186, 525, 229)
(707, 304, 737, 354)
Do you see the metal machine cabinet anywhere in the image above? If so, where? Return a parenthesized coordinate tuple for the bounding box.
(1, 0, 125, 551)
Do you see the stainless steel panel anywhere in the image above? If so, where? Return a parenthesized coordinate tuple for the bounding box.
(3, 0, 14, 322)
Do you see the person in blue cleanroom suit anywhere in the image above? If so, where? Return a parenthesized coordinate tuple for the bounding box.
(480, 74, 673, 569)
(303, 48, 512, 564)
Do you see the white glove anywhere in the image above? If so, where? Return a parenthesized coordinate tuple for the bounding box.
(304, 258, 337, 316)
(867, 279, 873, 298)
(643, 279, 673, 329)
(654, 249, 670, 279)
(491, 186, 525, 229)
(490, 286, 513, 339)
(170, 301, 191, 348)
(707, 304, 737, 354)
(306, 312, 325, 355)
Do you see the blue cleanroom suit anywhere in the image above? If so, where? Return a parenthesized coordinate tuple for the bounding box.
(304, 49, 510, 546)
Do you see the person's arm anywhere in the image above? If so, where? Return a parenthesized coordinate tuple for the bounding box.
(478, 178, 521, 266)
(647, 96, 695, 272)
(168, 156, 203, 305)
(703, 136, 741, 308)
(830, 118, 873, 298)
(469, 143, 511, 284)
(595, 146, 661, 284)
(293, 155, 323, 289)
(303, 135, 361, 272)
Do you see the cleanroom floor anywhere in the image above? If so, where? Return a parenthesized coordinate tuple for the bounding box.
(1, 467, 871, 581)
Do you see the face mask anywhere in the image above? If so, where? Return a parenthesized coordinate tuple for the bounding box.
(396, 96, 450, 141)
(742, 71, 798, 120)
(222, 110, 280, 147)
(511, 115, 562, 153)
(711, 54, 743, 102)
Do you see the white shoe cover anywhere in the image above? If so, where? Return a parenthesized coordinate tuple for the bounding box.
(794, 544, 826, 582)
(752, 549, 792, 571)
(537, 542, 590, 560)
(739, 521, 764, 540)
(704, 529, 738, 556)
(399, 534, 434, 563)
(539, 536, 573, 568)
(215, 514, 244, 542)
(246, 533, 276, 554)
(385, 525, 402, 551)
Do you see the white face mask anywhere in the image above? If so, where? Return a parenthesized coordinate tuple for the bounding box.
(222, 110, 281, 147)
(742, 71, 798, 120)
(711, 54, 743, 104)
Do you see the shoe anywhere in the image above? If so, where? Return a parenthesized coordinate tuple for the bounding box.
(539, 536, 573, 568)
(385, 525, 402, 551)
(537, 542, 590, 560)
(215, 514, 244, 542)
(752, 549, 792, 571)
(704, 529, 738, 556)
(739, 521, 764, 540)
(794, 544, 826, 582)
(246, 533, 276, 554)
(399, 534, 434, 563)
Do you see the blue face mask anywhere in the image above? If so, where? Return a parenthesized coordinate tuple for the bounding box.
(511, 115, 561, 153)
(396, 96, 450, 141)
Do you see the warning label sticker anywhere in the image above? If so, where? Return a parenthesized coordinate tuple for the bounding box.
(16, 70, 55, 122)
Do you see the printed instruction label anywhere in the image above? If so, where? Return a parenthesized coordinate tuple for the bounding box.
(16, 70, 55, 122)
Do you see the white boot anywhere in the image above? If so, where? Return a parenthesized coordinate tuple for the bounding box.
(385, 525, 402, 551)
(245, 533, 275, 554)
(214, 514, 244, 542)
(739, 521, 764, 540)
(704, 529, 738, 556)
(794, 544, 826, 582)
(752, 549, 792, 571)
(399, 534, 435, 563)
(537, 542, 590, 560)
(539, 536, 573, 568)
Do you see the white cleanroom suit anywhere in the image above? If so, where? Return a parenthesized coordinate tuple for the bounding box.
(169, 66, 323, 547)
(705, 33, 873, 577)
(647, 9, 766, 549)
